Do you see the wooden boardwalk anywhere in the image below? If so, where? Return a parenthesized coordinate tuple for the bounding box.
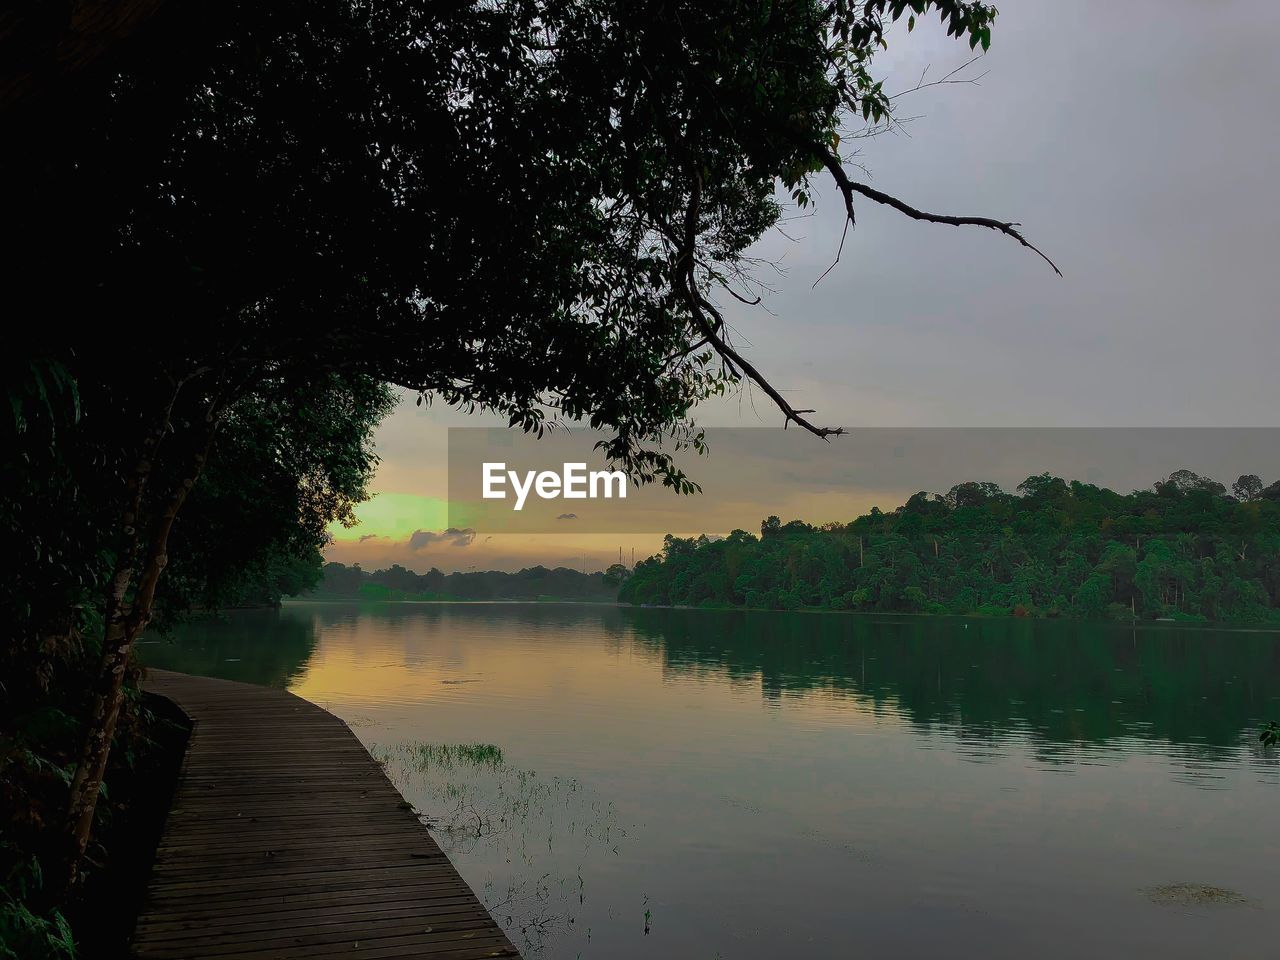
(134, 670, 519, 960)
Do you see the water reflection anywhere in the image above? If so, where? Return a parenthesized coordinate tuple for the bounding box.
(623, 608, 1280, 754)
(139, 606, 319, 687)
(149, 602, 1280, 754)
(141, 602, 1280, 960)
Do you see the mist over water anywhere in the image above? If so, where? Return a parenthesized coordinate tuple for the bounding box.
(143, 602, 1280, 958)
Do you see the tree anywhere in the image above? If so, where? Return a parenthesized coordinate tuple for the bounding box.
(1, 363, 394, 940)
(4, 0, 1059, 893)
(155, 375, 395, 621)
(1156, 469, 1227, 497)
(946, 481, 1004, 509)
(1017, 474, 1069, 503)
(1233, 474, 1264, 502)
(3, 368, 395, 888)
(602, 564, 632, 588)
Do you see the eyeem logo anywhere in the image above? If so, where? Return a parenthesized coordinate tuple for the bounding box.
(482, 462, 627, 511)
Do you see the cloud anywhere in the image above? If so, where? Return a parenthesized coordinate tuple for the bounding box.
(358, 534, 380, 543)
(408, 527, 476, 550)
(556, 513, 578, 521)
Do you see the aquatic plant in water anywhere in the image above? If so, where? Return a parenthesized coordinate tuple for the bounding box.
(373, 740, 633, 957)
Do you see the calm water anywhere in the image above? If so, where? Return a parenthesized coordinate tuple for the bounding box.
(140, 602, 1280, 958)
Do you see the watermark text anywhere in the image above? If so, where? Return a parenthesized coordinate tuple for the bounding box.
(482, 462, 627, 510)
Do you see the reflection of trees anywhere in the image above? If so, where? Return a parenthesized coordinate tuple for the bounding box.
(139, 608, 319, 687)
(147, 601, 1280, 754)
(288, 598, 631, 634)
(623, 609, 1280, 752)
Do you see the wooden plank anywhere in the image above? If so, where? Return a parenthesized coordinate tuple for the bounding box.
(132, 670, 519, 960)
(134, 899, 490, 937)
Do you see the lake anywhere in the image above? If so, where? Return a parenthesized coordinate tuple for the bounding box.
(139, 602, 1280, 958)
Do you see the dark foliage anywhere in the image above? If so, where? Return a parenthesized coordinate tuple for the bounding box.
(1, 364, 391, 950)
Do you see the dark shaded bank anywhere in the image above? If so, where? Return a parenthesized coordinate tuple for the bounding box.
(0, 688, 190, 960)
(75, 691, 190, 958)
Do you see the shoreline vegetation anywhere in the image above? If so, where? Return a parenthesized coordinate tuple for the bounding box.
(307, 563, 620, 603)
(618, 471, 1280, 625)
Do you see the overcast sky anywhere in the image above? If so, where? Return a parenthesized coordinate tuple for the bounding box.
(327, 0, 1280, 574)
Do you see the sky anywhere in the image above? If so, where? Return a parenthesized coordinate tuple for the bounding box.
(326, 0, 1280, 575)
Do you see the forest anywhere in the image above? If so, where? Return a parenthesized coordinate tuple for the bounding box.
(312, 562, 618, 602)
(619, 471, 1280, 622)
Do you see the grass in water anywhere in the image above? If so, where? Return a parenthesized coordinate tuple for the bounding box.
(1145, 882, 1249, 906)
(371, 740, 631, 958)
(403, 742, 505, 768)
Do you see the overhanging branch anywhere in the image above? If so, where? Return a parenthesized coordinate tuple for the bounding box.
(677, 171, 845, 440)
(695, 293, 845, 439)
(818, 150, 1062, 276)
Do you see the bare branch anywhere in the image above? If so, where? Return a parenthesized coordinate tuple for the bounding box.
(695, 293, 844, 439)
(812, 215, 851, 288)
(819, 150, 1062, 276)
(888, 55, 988, 101)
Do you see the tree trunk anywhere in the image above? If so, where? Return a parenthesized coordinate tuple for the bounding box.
(62, 420, 214, 891)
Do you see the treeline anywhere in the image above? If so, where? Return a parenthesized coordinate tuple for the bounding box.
(619, 471, 1280, 622)
(311, 562, 618, 602)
